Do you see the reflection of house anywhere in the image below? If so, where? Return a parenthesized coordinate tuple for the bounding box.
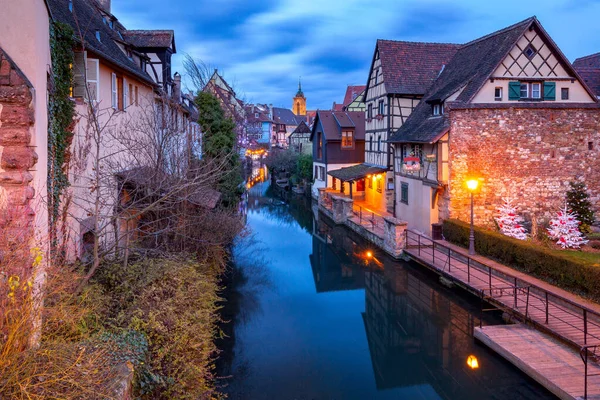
(309, 219, 366, 293)
(310, 111, 365, 198)
(363, 40, 459, 214)
(288, 121, 312, 154)
(388, 17, 599, 235)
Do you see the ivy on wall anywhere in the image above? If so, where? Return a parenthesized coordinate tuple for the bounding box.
(48, 21, 76, 253)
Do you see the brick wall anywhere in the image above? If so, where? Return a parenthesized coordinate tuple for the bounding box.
(446, 105, 600, 228)
(0, 48, 37, 267)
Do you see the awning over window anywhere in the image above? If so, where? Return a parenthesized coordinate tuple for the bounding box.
(327, 163, 387, 182)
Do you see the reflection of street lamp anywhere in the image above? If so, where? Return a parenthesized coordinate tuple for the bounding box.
(466, 179, 479, 255)
(467, 354, 479, 369)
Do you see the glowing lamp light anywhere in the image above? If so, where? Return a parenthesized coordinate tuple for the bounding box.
(467, 355, 479, 369)
(466, 179, 479, 192)
(366, 251, 373, 258)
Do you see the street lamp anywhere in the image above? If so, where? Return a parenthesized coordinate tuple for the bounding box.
(466, 179, 479, 255)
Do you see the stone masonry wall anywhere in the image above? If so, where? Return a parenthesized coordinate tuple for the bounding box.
(446, 106, 600, 228)
(0, 48, 37, 268)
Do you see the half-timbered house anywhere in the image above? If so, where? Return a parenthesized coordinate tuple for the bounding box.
(363, 40, 459, 214)
(389, 17, 599, 235)
(310, 111, 365, 198)
(288, 121, 312, 154)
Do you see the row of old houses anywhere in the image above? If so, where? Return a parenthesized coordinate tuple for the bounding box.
(0, 0, 207, 263)
(312, 16, 600, 236)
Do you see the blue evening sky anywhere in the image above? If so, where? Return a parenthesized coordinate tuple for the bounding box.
(114, 0, 600, 110)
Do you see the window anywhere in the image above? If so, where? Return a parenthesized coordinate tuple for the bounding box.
(369, 136, 373, 152)
(377, 135, 381, 152)
(320, 166, 325, 181)
(561, 88, 569, 100)
(368, 176, 373, 189)
(95, 30, 101, 42)
(523, 44, 537, 59)
(374, 69, 378, 85)
(401, 182, 408, 204)
(317, 132, 323, 159)
(531, 83, 541, 99)
(123, 78, 128, 109)
(341, 130, 353, 148)
(86, 58, 99, 102)
(367, 103, 373, 119)
(378, 100, 384, 116)
(135, 86, 139, 106)
(129, 84, 133, 106)
(376, 177, 382, 193)
(111, 73, 118, 109)
(520, 83, 529, 98)
(433, 103, 443, 115)
(494, 87, 502, 101)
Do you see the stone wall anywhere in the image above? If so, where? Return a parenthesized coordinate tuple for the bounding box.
(0, 48, 37, 268)
(446, 105, 600, 228)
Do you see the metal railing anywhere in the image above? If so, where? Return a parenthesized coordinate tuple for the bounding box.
(581, 345, 600, 400)
(352, 204, 384, 231)
(405, 229, 600, 398)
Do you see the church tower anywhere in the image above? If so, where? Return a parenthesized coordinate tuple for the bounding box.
(292, 78, 306, 116)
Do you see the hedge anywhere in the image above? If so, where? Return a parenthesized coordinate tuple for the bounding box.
(442, 219, 600, 301)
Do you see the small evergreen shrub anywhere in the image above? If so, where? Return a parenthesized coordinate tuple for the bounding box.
(567, 181, 595, 234)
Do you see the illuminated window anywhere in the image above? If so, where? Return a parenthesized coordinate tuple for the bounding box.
(341, 130, 353, 148)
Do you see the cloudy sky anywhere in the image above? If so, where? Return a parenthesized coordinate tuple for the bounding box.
(114, 0, 600, 110)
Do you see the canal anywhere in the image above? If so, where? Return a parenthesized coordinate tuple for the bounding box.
(218, 175, 555, 400)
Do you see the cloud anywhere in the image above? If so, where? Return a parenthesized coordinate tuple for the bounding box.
(113, 0, 600, 110)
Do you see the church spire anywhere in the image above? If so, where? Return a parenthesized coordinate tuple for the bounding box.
(296, 77, 304, 97)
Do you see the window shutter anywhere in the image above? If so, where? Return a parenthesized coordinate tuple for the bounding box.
(111, 73, 117, 109)
(508, 81, 521, 100)
(544, 82, 556, 101)
(86, 58, 99, 102)
(72, 51, 87, 98)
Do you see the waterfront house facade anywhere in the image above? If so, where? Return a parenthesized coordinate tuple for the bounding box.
(362, 40, 460, 215)
(288, 121, 312, 154)
(310, 111, 365, 198)
(389, 17, 599, 235)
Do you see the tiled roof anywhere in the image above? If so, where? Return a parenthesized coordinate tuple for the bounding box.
(123, 30, 175, 50)
(290, 121, 311, 136)
(311, 111, 365, 141)
(272, 107, 299, 125)
(343, 85, 366, 106)
(375, 40, 460, 95)
(332, 102, 344, 111)
(574, 53, 600, 96)
(245, 105, 272, 123)
(328, 163, 387, 182)
(47, 0, 155, 86)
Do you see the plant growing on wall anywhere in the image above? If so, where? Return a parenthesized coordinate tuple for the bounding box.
(547, 205, 589, 249)
(47, 21, 76, 255)
(494, 198, 528, 240)
(566, 181, 595, 234)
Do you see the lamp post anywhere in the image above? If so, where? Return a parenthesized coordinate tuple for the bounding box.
(466, 179, 479, 255)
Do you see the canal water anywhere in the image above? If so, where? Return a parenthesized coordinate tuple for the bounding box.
(218, 174, 554, 400)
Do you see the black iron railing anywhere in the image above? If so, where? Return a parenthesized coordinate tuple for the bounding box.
(405, 229, 600, 398)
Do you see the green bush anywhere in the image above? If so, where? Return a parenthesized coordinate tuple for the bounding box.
(443, 219, 600, 300)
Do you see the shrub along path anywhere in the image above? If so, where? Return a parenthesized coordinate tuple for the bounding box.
(404, 230, 600, 349)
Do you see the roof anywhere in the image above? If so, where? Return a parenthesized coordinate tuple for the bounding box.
(290, 121, 311, 136)
(47, 0, 155, 86)
(311, 111, 365, 141)
(328, 164, 387, 182)
(343, 85, 366, 106)
(389, 16, 598, 144)
(332, 102, 344, 111)
(372, 40, 460, 95)
(272, 107, 299, 125)
(574, 53, 600, 96)
(123, 30, 175, 51)
(245, 105, 273, 123)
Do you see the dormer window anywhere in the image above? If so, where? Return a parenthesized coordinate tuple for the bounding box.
(255, 113, 259, 118)
(95, 30, 101, 42)
(432, 103, 443, 116)
(341, 130, 354, 148)
(68, 0, 73, 12)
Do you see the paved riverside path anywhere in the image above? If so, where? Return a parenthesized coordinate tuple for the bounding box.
(404, 232, 600, 348)
(475, 324, 600, 400)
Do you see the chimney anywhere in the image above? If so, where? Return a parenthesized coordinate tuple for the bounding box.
(173, 72, 182, 101)
(97, 0, 111, 13)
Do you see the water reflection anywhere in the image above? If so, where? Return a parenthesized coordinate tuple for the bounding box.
(220, 176, 554, 399)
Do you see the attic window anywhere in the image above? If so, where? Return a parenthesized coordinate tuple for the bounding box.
(523, 44, 537, 59)
(432, 103, 443, 116)
(117, 31, 124, 40)
(68, 0, 73, 12)
(255, 113, 259, 118)
(95, 30, 101, 42)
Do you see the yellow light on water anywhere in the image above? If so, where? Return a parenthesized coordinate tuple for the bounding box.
(467, 355, 479, 369)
